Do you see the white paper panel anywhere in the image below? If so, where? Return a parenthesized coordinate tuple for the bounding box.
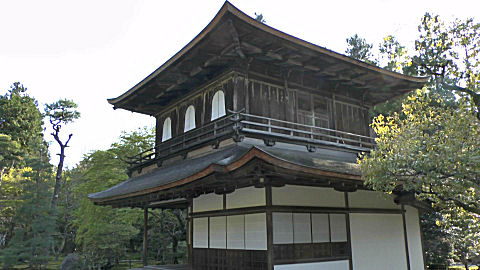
(293, 213, 311, 243)
(193, 193, 223, 212)
(227, 215, 245, 249)
(209, 216, 226, 248)
(348, 190, 400, 209)
(193, 218, 208, 248)
(272, 185, 344, 207)
(162, 117, 172, 141)
(184, 105, 196, 132)
(245, 213, 267, 250)
(406, 206, 425, 270)
(227, 186, 265, 209)
(211, 90, 226, 120)
(350, 213, 407, 270)
(274, 260, 349, 270)
(273, 212, 293, 244)
(330, 214, 347, 242)
(311, 213, 330, 243)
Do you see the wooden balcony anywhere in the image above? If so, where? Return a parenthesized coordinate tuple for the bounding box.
(127, 111, 375, 173)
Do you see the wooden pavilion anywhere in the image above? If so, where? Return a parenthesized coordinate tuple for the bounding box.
(89, 2, 429, 270)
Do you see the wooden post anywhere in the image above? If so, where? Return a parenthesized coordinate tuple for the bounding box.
(143, 207, 148, 266)
(265, 185, 274, 270)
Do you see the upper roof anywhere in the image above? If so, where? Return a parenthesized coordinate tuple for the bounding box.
(109, 1, 428, 115)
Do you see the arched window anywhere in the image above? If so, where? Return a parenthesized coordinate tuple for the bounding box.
(184, 105, 196, 132)
(211, 90, 226, 120)
(162, 117, 172, 141)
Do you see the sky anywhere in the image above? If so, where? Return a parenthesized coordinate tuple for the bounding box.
(0, 0, 478, 168)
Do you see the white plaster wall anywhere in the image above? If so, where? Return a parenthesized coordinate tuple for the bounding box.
(245, 213, 267, 250)
(350, 213, 407, 270)
(406, 206, 425, 270)
(226, 186, 265, 209)
(348, 190, 400, 209)
(227, 215, 245, 249)
(274, 260, 349, 270)
(193, 217, 208, 248)
(272, 185, 344, 207)
(193, 193, 223, 212)
(209, 216, 226, 249)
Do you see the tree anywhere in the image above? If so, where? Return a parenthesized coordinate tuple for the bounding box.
(379, 35, 411, 74)
(0, 134, 21, 190)
(439, 205, 480, 270)
(421, 211, 451, 267)
(345, 34, 376, 64)
(0, 83, 45, 154)
(362, 91, 480, 213)
(73, 128, 154, 268)
(45, 99, 80, 210)
(1, 165, 55, 269)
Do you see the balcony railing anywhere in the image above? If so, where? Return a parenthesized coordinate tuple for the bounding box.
(127, 111, 375, 172)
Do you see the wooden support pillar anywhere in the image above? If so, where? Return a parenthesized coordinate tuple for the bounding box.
(265, 185, 274, 270)
(344, 192, 353, 270)
(143, 207, 148, 266)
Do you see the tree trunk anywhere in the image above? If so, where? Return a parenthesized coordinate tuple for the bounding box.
(172, 237, 178, 264)
(51, 144, 65, 209)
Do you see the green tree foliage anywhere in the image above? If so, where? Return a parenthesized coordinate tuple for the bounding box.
(0, 83, 45, 154)
(421, 212, 451, 267)
(379, 35, 412, 74)
(45, 99, 80, 209)
(148, 209, 187, 264)
(362, 91, 480, 214)
(0, 134, 21, 189)
(439, 206, 480, 270)
(0, 83, 51, 261)
(1, 167, 55, 269)
(345, 34, 376, 64)
(73, 128, 154, 268)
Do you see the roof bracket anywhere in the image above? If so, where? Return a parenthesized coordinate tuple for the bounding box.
(226, 19, 245, 59)
(263, 138, 276, 147)
(306, 144, 316, 152)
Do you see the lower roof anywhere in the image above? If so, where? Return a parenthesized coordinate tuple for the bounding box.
(88, 141, 362, 205)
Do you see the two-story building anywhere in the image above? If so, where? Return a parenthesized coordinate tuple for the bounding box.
(88, 2, 429, 270)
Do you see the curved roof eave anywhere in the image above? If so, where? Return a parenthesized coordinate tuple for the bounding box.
(88, 144, 361, 204)
(108, 1, 429, 108)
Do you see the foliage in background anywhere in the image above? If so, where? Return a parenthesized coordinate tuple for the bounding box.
(73, 128, 156, 268)
(1, 166, 55, 269)
(0, 83, 45, 154)
(345, 34, 376, 65)
(359, 13, 480, 267)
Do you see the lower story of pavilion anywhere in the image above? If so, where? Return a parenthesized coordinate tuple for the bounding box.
(89, 143, 427, 270)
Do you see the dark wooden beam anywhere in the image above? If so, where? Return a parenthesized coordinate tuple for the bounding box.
(226, 19, 246, 59)
(143, 207, 148, 266)
(241, 41, 263, 54)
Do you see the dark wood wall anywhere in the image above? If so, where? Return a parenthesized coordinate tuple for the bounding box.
(155, 76, 235, 147)
(154, 71, 371, 147)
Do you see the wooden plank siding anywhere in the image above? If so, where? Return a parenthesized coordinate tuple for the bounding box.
(154, 71, 371, 153)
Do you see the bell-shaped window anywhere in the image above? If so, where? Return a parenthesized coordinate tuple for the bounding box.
(211, 90, 226, 120)
(184, 105, 196, 132)
(162, 117, 172, 141)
